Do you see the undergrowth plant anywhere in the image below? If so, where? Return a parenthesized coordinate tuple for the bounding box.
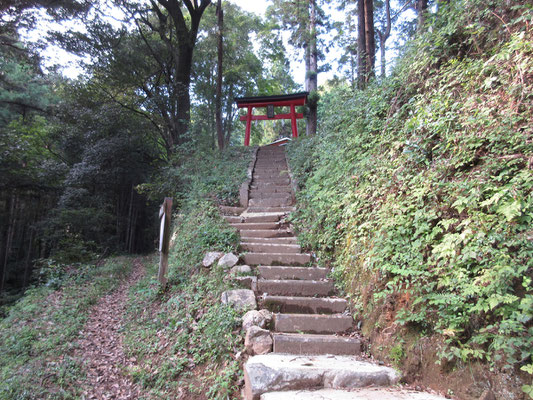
(123, 146, 251, 399)
(288, 1, 532, 394)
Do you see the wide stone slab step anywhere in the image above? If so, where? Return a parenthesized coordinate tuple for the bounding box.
(258, 266, 327, 280)
(247, 206, 295, 213)
(263, 296, 346, 314)
(244, 354, 400, 400)
(230, 214, 282, 223)
(274, 313, 352, 334)
(242, 243, 301, 254)
(273, 333, 361, 356)
(231, 222, 279, 230)
(258, 279, 333, 297)
(249, 192, 292, 199)
(249, 187, 293, 194)
(240, 230, 292, 239)
(241, 237, 299, 245)
(249, 198, 293, 207)
(260, 389, 449, 400)
(244, 252, 311, 266)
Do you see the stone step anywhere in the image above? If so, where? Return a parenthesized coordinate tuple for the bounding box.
(241, 237, 298, 245)
(258, 266, 327, 280)
(249, 192, 292, 199)
(231, 222, 279, 230)
(219, 205, 245, 215)
(235, 213, 284, 223)
(244, 354, 400, 400)
(247, 206, 295, 213)
(260, 389, 449, 400)
(273, 333, 361, 356)
(241, 243, 301, 254)
(249, 198, 293, 207)
(249, 187, 293, 194)
(251, 182, 291, 188)
(263, 296, 347, 314)
(253, 167, 288, 172)
(258, 279, 333, 296)
(252, 178, 290, 184)
(273, 313, 352, 334)
(244, 252, 311, 266)
(240, 230, 292, 239)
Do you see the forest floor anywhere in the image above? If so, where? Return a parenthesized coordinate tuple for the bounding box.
(75, 258, 146, 399)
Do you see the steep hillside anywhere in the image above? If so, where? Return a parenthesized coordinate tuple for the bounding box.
(287, 1, 532, 398)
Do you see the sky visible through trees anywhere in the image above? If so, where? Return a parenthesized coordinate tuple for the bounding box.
(21, 0, 416, 86)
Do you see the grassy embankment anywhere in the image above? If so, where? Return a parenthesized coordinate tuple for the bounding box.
(287, 1, 532, 398)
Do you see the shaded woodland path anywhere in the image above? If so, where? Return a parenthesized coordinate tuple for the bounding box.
(74, 258, 145, 399)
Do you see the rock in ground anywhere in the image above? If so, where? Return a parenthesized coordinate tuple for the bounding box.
(242, 309, 273, 331)
(218, 253, 239, 269)
(230, 265, 252, 275)
(221, 289, 257, 311)
(245, 326, 273, 355)
(202, 251, 224, 267)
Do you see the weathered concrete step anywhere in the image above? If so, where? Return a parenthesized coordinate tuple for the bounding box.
(254, 174, 291, 180)
(258, 266, 327, 280)
(244, 354, 400, 400)
(253, 167, 288, 172)
(244, 252, 311, 266)
(241, 237, 298, 245)
(225, 214, 282, 223)
(240, 230, 292, 239)
(274, 313, 352, 334)
(260, 389, 448, 400)
(252, 178, 290, 183)
(257, 280, 333, 297)
(273, 333, 361, 356)
(249, 198, 293, 207)
(247, 206, 295, 213)
(249, 187, 292, 194)
(218, 205, 245, 215)
(250, 192, 292, 199)
(242, 243, 301, 254)
(263, 296, 346, 314)
(231, 222, 279, 230)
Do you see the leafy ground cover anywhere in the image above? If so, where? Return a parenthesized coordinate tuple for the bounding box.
(287, 1, 532, 398)
(122, 146, 253, 399)
(0, 257, 134, 399)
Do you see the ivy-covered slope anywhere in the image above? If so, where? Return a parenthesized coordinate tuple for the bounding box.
(287, 1, 532, 398)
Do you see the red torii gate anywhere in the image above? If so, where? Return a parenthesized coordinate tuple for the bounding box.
(235, 92, 308, 146)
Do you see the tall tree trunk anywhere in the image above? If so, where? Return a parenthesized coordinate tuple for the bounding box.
(224, 84, 234, 146)
(215, 0, 224, 150)
(1, 194, 17, 293)
(377, 0, 391, 77)
(364, 0, 375, 81)
(306, 0, 318, 136)
(416, 0, 428, 31)
(22, 227, 34, 289)
(357, 0, 367, 88)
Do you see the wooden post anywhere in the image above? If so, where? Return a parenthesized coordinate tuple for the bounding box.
(158, 197, 172, 286)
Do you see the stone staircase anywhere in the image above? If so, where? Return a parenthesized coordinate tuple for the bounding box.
(222, 145, 447, 400)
